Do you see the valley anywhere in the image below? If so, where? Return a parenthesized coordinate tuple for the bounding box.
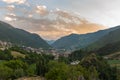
(0, 0, 120, 80)
(0, 21, 120, 80)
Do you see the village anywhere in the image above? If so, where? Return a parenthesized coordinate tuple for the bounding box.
(0, 40, 71, 60)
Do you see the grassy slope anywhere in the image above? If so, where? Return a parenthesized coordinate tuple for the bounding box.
(108, 60, 120, 69)
(11, 51, 25, 58)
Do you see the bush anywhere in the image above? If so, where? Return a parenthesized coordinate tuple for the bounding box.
(0, 64, 13, 80)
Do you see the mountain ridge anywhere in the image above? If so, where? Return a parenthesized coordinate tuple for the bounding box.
(0, 21, 50, 49)
(52, 26, 120, 51)
(87, 26, 120, 51)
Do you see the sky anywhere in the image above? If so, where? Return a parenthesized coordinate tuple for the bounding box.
(0, 0, 120, 40)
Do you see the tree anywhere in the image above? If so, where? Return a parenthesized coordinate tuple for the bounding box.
(68, 50, 86, 62)
(45, 61, 69, 80)
(80, 53, 117, 80)
(27, 64, 36, 76)
(0, 49, 13, 60)
(68, 65, 85, 80)
(4, 60, 28, 79)
(36, 56, 47, 77)
(0, 64, 12, 80)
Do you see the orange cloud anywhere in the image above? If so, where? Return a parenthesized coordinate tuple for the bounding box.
(4, 9, 106, 40)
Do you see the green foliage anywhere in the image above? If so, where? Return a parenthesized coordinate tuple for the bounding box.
(4, 60, 28, 70)
(0, 46, 118, 80)
(58, 56, 69, 63)
(80, 53, 117, 80)
(45, 61, 69, 80)
(27, 64, 36, 76)
(0, 64, 12, 80)
(95, 41, 120, 56)
(108, 60, 120, 69)
(25, 53, 40, 64)
(13, 68, 25, 78)
(4, 60, 28, 79)
(0, 49, 13, 60)
(68, 50, 87, 62)
(10, 46, 29, 54)
(46, 61, 99, 80)
(42, 54, 54, 62)
(67, 65, 85, 80)
(86, 66, 98, 80)
(36, 57, 47, 77)
(117, 69, 120, 80)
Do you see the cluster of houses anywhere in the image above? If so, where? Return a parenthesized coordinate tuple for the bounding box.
(0, 40, 72, 60)
(0, 40, 12, 50)
(20, 46, 72, 60)
(19, 46, 58, 59)
(0, 40, 80, 64)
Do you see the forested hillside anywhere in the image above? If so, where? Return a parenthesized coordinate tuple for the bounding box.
(0, 21, 50, 48)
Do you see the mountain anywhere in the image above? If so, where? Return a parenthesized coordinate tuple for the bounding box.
(87, 26, 120, 53)
(0, 21, 50, 48)
(52, 26, 119, 51)
(95, 41, 120, 56)
(46, 40, 55, 45)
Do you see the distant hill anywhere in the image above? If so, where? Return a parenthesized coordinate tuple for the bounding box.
(46, 40, 55, 45)
(52, 26, 119, 51)
(0, 21, 50, 48)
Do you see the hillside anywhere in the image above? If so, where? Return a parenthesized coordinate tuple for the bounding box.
(0, 21, 50, 48)
(52, 26, 119, 51)
(93, 41, 120, 56)
(87, 26, 120, 52)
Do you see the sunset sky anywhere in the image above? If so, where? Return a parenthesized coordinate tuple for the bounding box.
(0, 0, 120, 40)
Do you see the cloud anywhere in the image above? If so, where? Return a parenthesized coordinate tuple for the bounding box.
(7, 5, 15, 10)
(28, 14, 33, 18)
(8, 13, 16, 16)
(4, 13, 16, 21)
(36, 5, 49, 16)
(4, 17, 13, 21)
(4, 9, 105, 40)
(4, 16, 16, 21)
(3, 5, 49, 17)
(0, 5, 15, 11)
(2, 0, 26, 4)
